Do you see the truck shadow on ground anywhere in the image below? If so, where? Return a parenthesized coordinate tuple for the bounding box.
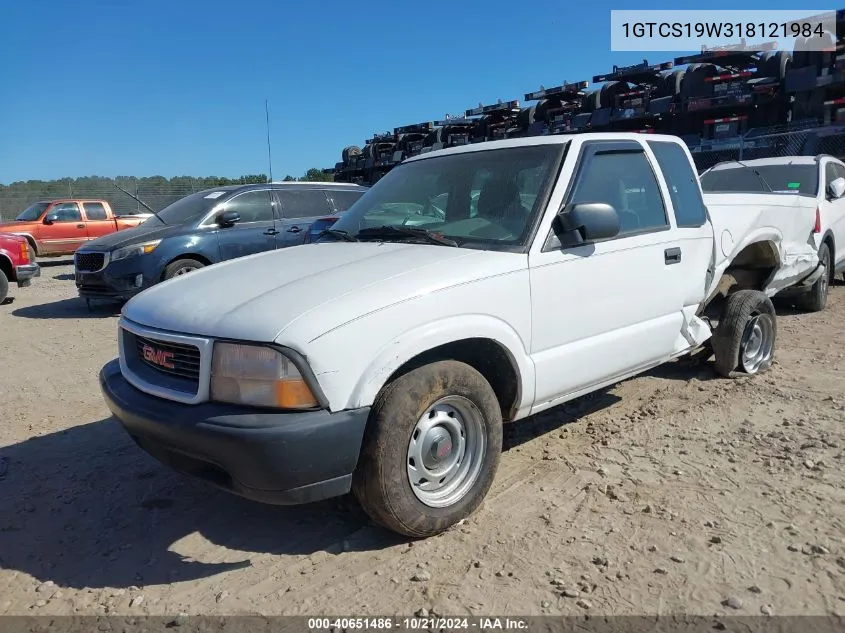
(0, 357, 715, 591)
(12, 298, 122, 319)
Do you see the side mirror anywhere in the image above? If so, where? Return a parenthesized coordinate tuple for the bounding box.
(829, 177, 845, 200)
(555, 202, 620, 245)
(216, 210, 241, 227)
(43, 214, 58, 225)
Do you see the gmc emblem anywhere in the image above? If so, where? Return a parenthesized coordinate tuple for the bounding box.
(142, 344, 175, 369)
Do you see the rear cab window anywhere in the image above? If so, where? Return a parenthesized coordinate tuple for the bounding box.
(647, 141, 708, 228)
(83, 202, 108, 220)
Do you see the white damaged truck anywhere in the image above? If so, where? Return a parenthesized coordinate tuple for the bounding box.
(99, 133, 823, 538)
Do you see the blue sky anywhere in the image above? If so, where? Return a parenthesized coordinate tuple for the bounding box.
(0, 0, 822, 183)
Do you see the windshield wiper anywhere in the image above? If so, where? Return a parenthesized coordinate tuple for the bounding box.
(355, 225, 459, 247)
(319, 229, 358, 242)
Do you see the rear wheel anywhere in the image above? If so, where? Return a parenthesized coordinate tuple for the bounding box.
(163, 258, 205, 280)
(352, 360, 503, 538)
(0, 269, 8, 304)
(797, 243, 831, 312)
(711, 290, 777, 378)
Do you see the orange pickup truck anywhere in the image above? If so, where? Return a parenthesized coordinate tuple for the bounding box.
(0, 199, 151, 257)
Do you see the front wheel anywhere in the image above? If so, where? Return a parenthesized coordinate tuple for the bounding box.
(797, 243, 830, 312)
(0, 269, 9, 304)
(711, 289, 777, 378)
(352, 360, 503, 538)
(163, 258, 205, 280)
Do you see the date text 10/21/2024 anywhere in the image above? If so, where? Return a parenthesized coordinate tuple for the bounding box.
(307, 617, 530, 631)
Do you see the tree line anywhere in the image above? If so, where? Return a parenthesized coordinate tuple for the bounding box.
(0, 169, 334, 219)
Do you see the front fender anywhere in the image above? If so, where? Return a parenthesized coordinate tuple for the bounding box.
(149, 234, 220, 275)
(309, 314, 535, 415)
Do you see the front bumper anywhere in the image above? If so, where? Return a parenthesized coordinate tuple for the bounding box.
(15, 263, 40, 287)
(99, 359, 370, 505)
(76, 256, 156, 300)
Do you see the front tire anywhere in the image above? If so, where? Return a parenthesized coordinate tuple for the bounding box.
(163, 258, 205, 280)
(797, 243, 830, 312)
(711, 290, 777, 378)
(352, 360, 503, 538)
(0, 269, 9, 304)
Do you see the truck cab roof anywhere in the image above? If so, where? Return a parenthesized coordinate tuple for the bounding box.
(402, 131, 687, 163)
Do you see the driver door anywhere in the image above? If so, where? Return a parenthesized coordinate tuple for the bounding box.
(824, 162, 845, 266)
(214, 189, 278, 261)
(527, 140, 688, 409)
(40, 202, 88, 254)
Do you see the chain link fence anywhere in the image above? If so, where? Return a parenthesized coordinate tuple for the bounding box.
(690, 128, 845, 173)
(0, 176, 267, 221)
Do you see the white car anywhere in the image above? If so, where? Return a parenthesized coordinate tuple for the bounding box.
(99, 133, 822, 538)
(701, 155, 845, 311)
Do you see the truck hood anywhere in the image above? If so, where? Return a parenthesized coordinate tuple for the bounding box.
(121, 242, 525, 343)
(82, 220, 178, 251)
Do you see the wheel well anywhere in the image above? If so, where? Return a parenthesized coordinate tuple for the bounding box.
(161, 254, 212, 280)
(23, 237, 37, 256)
(383, 338, 521, 422)
(0, 254, 13, 281)
(822, 233, 835, 282)
(703, 241, 779, 319)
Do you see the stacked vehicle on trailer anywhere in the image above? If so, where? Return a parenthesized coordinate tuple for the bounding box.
(327, 8, 845, 184)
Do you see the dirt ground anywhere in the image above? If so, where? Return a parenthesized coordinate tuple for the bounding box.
(0, 259, 843, 619)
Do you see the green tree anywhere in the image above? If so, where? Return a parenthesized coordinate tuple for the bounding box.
(300, 168, 334, 182)
(282, 175, 296, 182)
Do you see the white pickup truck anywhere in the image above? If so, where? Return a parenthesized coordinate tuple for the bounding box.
(99, 133, 823, 538)
(701, 154, 845, 312)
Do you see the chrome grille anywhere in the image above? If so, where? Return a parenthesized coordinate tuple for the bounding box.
(135, 334, 201, 382)
(76, 252, 106, 272)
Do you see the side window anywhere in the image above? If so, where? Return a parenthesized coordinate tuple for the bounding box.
(83, 202, 108, 220)
(647, 141, 707, 228)
(327, 190, 365, 212)
(825, 162, 838, 188)
(278, 190, 333, 219)
(50, 202, 82, 222)
(223, 190, 275, 223)
(568, 148, 668, 236)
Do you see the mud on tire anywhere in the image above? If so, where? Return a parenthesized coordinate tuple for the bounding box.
(711, 289, 777, 378)
(352, 360, 503, 538)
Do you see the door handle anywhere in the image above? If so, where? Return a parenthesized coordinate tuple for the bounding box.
(287, 226, 301, 233)
(76, 224, 85, 229)
(263, 229, 279, 236)
(664, 247, 682, 265)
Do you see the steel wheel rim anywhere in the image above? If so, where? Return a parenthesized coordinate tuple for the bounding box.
(740, 313, 775, 374)
(174, 266, 194, 276)
(406, 395, 486, 508)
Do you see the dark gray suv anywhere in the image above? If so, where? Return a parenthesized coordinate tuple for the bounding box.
(73, 181, 368, 302)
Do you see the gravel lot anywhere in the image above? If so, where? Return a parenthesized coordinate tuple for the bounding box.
(1, 259, 844, 618)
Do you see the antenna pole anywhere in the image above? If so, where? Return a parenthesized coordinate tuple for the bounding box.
(265, 99, 274, 183)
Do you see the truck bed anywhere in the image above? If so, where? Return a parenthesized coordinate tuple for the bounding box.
(704, 191, 821, 295)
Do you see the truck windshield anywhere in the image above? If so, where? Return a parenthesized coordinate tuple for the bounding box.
(327, 144, 563, 249)
(16, 202, 50, 221)
(142, 190, 227, 226)
(700, 164, 819, 196)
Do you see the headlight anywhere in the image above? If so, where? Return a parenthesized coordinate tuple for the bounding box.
(210, 342, 319, 409)
(112, 240, 162, 262)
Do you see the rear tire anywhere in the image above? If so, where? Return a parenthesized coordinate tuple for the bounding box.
(711, 290, 777, 378)
(796, 243, 830, 312)
(0, 269, 9, 304)
(163, 258, 205, 280)
(352, 360, 503, 538)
